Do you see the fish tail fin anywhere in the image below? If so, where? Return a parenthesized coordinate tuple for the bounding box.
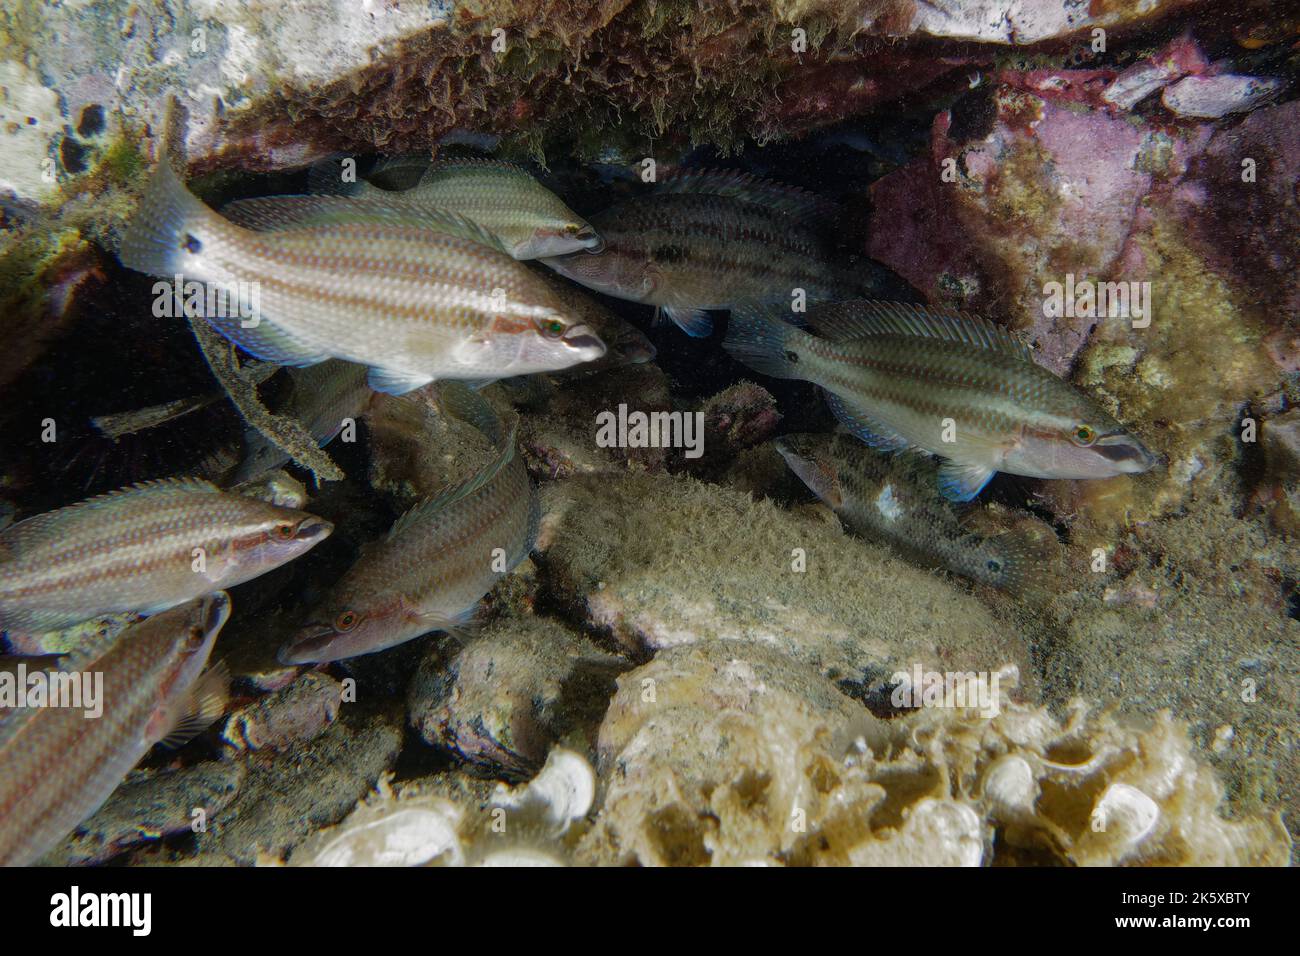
(723, 306, 809, 380)
(119, 161, 219, 277)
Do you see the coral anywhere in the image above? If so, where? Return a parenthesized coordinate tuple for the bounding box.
(577, 642, 1290, 866)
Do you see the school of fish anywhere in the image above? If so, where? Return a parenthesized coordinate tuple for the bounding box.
(0, 154, 1159, 865)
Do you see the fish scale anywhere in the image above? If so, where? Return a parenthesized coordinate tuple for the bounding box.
(0, 479, 331, 637)
(0, 593, 228, 866)
(776, 433, 1037, 592)
(542, 171, 916, 338)
(280, 384, 538, 664)
(725, 301, 1157, 501)
(119, 164, 606, 396)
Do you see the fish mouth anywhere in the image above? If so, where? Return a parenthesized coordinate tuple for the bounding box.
(620, 340, 657, 364)
(563, 326, 607, 359)
(278, 623, 335, 665)
(577, 226, 604, 253)
(201, 591, 232, 636)
(295, 516, 334, 544)
(1096, 435, 1159, 472)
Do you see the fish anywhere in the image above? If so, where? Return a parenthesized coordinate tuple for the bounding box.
(776, 432, 1040, 592)
(725, 302, 1158, 501)
(232, 359, 375, 483)
(0, 592, 229, 866)
(280, 383, 538, 664)
(0, 478, 332, 638)
(541, 169, 912, 338)
(300, 155, 602, 259)
(90, 362, 278, 441)
(535, 271, 655, 376)
(119, 162, 606, 396)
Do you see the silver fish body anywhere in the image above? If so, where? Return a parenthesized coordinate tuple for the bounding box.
(0, 479, 331, 638)
(726, 302, 1157, 501)
(280, 384, 538, 664)
(0, 593, 228, 866)
(541, 170, 907, 338)
(776, 433, 1035, 591)
(306, 156, 601, 259)
(120, 163, 605, 396)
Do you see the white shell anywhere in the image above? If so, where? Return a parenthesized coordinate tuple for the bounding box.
(304, 802, 463, 867)
(492, 747, 595, 832)
(983, 754, 1037, 817)
(1092, 783, 1160, 852)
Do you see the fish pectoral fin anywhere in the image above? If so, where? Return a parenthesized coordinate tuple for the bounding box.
(367, 366, 435, 396)
(157, 661, 230, 749)
(662, 306, 713, 338)
(823, 391, 911, 453)
(195, 309, 327, 368)
(419, 606, 479, 642)
(936, 460, 996, 503)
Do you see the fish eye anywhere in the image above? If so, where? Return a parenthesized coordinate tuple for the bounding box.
(182, 233, 202, 254)
(185, 626, 206, 650)
(563, 223, 580, 235)
(1071, 424, 1097, 446)
(335, 610, 359, 632)
(986, 559, 1003, 574)
(274, 521, 297, 540)
(537, 317, 566, 339)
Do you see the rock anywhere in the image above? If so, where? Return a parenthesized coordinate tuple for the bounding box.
(518, 363, 673, 480)
(188, 711, 402, 864)
(1100, 30, 1208, 111)
(45, 761, 244, 866)
(582, 642, 873, 866)
(1161, 74, 1285, 119)
(222, 671, 343, 753)
(866, 0, 1197, 45)
(536, 471, 1037, 694)
(407, 613, 627, 777)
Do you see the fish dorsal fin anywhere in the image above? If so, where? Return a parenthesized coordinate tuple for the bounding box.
(0, 478, 222, 558)
(807, 301, 1033, 359)
(366, 155, 436, 190)
(385, 389, 518, 540)
(158, 660, 230, 749)
(419, 157, 529, 184)
(385, 436, 517, 539)
(221, 197, 511, 256)
(656, 168, 837, 223)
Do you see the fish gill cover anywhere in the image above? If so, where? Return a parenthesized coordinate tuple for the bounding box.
(0, 0, 1295, 872)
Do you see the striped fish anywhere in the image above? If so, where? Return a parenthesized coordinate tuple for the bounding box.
(726, 302, 1157, 501)
(279, 383, 538, 664)
(541, 169, 912, 338)
(776, 432, 1041, 592)
(0, 593, 229, 865)
(305, 156, 601, 259)
(0, 478, 331, 638)
(119, 163, 606, 396)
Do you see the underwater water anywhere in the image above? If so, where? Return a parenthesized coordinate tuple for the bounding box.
(0, 0, 1296, 873)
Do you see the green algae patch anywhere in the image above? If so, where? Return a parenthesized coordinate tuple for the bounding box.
(537, 469, 1036, 691)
